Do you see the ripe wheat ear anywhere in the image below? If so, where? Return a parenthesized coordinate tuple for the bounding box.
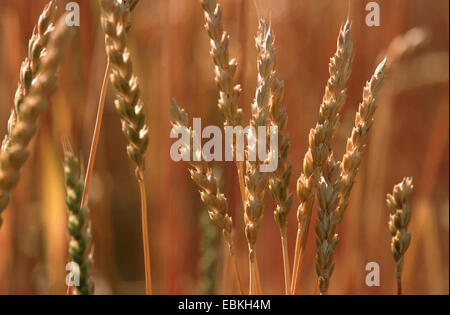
(170, 99, 243, 294)
(387, 177, 414, 295)
(0, 14, 74, 228)
(98, 0, 152, 295)
(291, 20, 353, 294)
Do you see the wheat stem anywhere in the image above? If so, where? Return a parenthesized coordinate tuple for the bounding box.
(137, 169, 152, 295)
(81, 62, 111, 207)
(280, 228, 291, 294)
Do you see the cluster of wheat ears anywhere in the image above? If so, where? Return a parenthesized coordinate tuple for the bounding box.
(0, 0, 417, 295)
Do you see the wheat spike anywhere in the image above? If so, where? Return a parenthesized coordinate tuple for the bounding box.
(337, 58, 387, 223)
(63, 146, 94, 295)
(268, 65, 293, 295)
(170, 99, 234, 252)
(387, 177, 414, 295)
(0, 16, 74, 227)
(291, 20, 353, 294)
(201, 0, 243, 126)
(98, 0, 152, 294)
(314, 155, 341, 295)
(99, 0, 149, 173)
(170, 99, 242, 293)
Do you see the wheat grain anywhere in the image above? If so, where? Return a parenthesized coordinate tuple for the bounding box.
(387, 177, 414, 295)
(337, 58, 387, 223)
(63, 145, 94, 295)
(98, 0, 152, 294)
(291, 20, 353, 294)
(0, 16, 74, 228)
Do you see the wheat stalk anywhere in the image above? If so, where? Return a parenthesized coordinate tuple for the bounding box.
(170, 99, 243, 294)
(337, 58, 387, 223)
(291, 20, 353, 294)
(387, 177, 414, 295)
(314, 155, 341, 295)
(63, 144, 94, 295)
(268, 74, 293, 295)
(98, 0, 152, 294)
(0, 15, 74, 228)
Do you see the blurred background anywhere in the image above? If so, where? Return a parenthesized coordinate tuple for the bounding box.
(0, 0, 448, 295)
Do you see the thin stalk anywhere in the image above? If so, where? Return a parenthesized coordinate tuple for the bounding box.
(137, 169, 152, 295)
(396, 272, 402, 295)
(81, 62, 111, 207)
(290, 197, 314, 294)
(248, 258, 253, 295)
(281, 229, 291, 295)
(230, 250, 243, 294)
(255, 255, 262, 294)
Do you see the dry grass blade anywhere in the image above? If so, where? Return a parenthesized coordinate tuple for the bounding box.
(0, 15, 74, 228)
(387, 177, 414, 295)
(63, 144, 94, 295)
(170, 99, 243, 294)
(98, 0, 152, 294)
(291, 20, 353, 294)
(337, 58, 387, 223)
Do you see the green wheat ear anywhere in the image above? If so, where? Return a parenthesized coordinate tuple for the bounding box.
(63, 146, 94, 295)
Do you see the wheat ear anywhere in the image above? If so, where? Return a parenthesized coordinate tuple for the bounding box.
(82, 0, 140, 208)
(269, 76, 293, 294)
(387, 177, 413, 295)
(98, 0, 152, 294)
(314, 155, 341, 295)
(337, 58, 387, 223)
(243, 19, 275, 295)
(170, 99, 243, 294)
(291, 20, 353, 294)
(201, 0, 243, 127)
(0, 0, 57, 223)
(0, 16, 74, 228)
(63, 145, 94, 295)
(200, 0, 248, 229)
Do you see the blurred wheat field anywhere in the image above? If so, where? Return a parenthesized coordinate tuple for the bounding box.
(0, 0, 448, 295)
